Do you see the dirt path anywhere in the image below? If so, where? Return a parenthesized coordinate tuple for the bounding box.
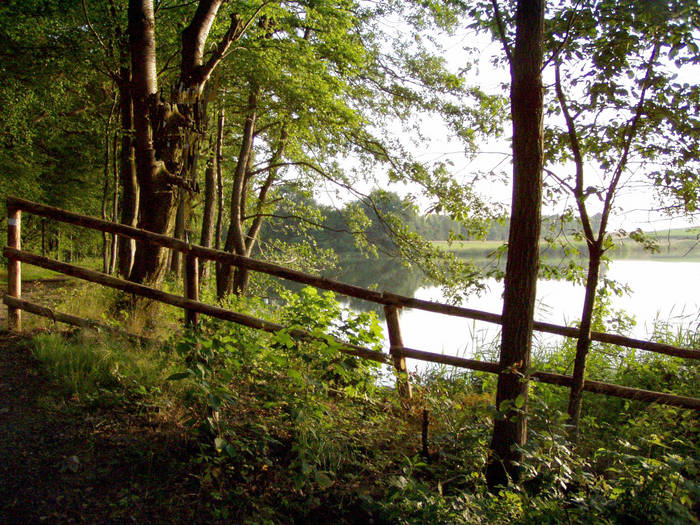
(0, 333, 205, 524)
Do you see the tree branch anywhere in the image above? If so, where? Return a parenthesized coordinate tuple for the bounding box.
(199, 2, 271, 85)
(244, 213, 363, 235)
(543, 0, 583, 70)
(82, 0, 111, 58)
(598, 41, 661, 244)
(554, 60, 596, 246)
(490, 0, 512, 65)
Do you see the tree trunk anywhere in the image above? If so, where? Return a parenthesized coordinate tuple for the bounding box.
(567, 245, 603, 433)
(102, 107, 114, 273)
(199, 159, 217, 283)
(215, 109, 225, 252)
(109, 131, 119, 275)
(126, 0, 249, 286)
(170, 193, 186, 277)
(127, 0, 236, 286)
(127, 0, 174, 285)
(218, 88, 258, 298)
(117, 71, 139, 278)
(486, 0, 545, 490)
(231, 127, 288, 295)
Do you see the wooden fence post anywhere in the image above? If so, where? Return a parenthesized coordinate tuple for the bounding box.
(384, 304, 412, 399)
(7, 205, 21, 331)
(184, 232, 199, 328)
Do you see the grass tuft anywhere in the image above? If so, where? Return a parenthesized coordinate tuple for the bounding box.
(30, 331, 177, 400)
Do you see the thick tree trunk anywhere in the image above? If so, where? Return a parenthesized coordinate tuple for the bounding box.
(567, 245, 603, 432)
(127, 0, 174, 285)
(126, 0, 248, 286)
(486, 0, 545, 490)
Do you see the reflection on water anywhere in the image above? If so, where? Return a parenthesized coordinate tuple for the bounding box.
(324, 255, 425, 312)
(274, 252, 700, 376)
(330, 257, 700, 374)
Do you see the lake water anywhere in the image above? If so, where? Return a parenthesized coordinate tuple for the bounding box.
(365, 259, 700, 372)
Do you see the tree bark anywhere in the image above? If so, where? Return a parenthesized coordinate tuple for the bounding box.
(127, 0, 247, 286)
(170, 193, 186, 277)
(486, 0, 545, 490)
(116, 70, 139, 278)
(231, 127, 288, 294)
(109, 131, 119, 274)
(199, 159, 217, 282)
(214, 109, 225, 252)
(56, 224, 61, 261)
(567, 244, 602, 431)
(102, 99, 116, 273)
(102, 136, 111, 273)
(41, 220, 46, 257)
(128, 0, 175, 285)
(218, 88, 258, 298)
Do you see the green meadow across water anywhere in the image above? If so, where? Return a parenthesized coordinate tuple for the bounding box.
(433, 229, 700, 262)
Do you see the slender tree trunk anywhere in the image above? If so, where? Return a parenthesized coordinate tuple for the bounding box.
(486, 0, 545, 490)
(215, 109, 225, 251)
(117, 73, 139, 278)
(102, 103, 115, 273)
(567, 245, 603, 432)
(218, 89, 258, 298)
(199, 159, 217, 283)
(109, 131, 119, 274)
(202, 108, 224, 284)
(170, 193, 186, 277)
(231, 127, 287, 295)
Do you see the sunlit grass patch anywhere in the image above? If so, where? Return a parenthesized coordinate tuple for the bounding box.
(30, 331, 180, 402)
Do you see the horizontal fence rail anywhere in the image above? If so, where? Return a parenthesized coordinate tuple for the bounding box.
(8, 196, 700, 361)
(3, 248, 388, 365)
(5, 196, 700, 411)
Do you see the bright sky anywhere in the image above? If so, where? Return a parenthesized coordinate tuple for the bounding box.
(317, 18, 699, 235)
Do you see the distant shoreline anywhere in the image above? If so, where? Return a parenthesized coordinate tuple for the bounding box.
(432, 237, 700, 262)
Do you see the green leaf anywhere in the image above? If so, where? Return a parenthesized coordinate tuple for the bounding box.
(514, 394, 526, 408)
(315, 471, 334, 490)
(214, 437, 227, 452)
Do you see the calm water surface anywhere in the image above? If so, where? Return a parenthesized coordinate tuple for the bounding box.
(367, 260, 700, 372)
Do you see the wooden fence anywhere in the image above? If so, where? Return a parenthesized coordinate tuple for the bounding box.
(4, 196, 700, 410)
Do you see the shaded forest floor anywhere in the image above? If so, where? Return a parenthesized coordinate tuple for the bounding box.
(0, 333, 204, 524)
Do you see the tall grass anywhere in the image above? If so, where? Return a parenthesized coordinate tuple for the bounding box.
(31, 331, 179, 400)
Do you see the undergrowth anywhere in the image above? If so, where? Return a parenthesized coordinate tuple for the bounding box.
(27, 287, 700, 524)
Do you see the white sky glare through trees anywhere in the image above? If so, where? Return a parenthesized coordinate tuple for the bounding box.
(317, 12, 699, 235)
